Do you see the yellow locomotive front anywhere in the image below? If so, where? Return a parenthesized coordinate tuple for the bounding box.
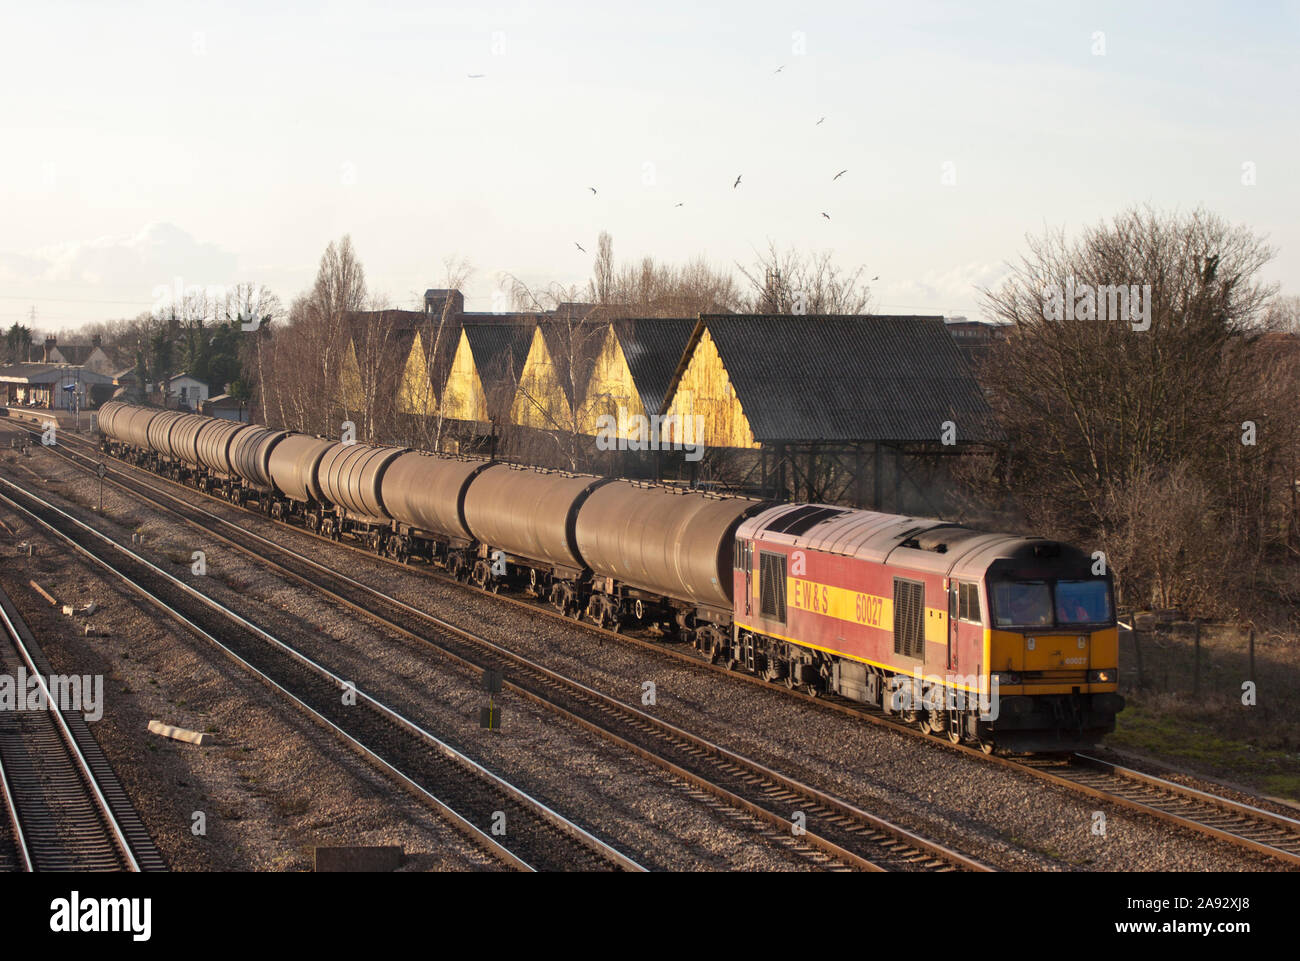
(976, 550, 1124, 752)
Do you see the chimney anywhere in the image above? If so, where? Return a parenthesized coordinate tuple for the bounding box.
(92, 334, 102, 349)
(43, 336, 56, 363)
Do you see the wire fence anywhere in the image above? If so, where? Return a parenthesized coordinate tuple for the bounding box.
(1118, 619, 1297, 730)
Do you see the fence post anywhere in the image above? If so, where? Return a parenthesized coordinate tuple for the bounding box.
(1248, 627, 1255, 688)
(1192, 620, 1201, 697)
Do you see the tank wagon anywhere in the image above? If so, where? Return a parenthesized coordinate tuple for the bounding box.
(96, 402, 1123, 752)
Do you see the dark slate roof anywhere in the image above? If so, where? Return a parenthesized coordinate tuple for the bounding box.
(612, 318, 696, 417)
(464, 323, 536, 417)
(678, 315, 1002, 444)
(55, 344, 97, 365)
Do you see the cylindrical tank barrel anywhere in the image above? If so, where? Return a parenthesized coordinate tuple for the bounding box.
(379, 452, 487, 542)
(145, 410, 187, 455)
(194, 419, 252, 476)
(166, 414, 213, 466)
(575, 482, 769, 611)
(315, 443, 406, 522)
(119, 406, 164, 449)
(229, 426, 289, 489)
(266, 435, 335, 503)
(462, 464, 610, 572)
(96, 401, 128, 438)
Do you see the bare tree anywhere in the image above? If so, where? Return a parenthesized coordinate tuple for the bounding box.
(739, 242, 873, 314)
(975, 205, 1280, 614)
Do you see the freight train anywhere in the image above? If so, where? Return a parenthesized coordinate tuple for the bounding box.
(95, 401, 1124, 753)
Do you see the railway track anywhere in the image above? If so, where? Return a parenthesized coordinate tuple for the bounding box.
(0, 474, 641, 872)
(13, 415, 1300, 869)
(0, 579, 164, 872)
(6, 419, 986, 871)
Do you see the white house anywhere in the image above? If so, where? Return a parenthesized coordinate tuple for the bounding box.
(167, 373, 210, 410)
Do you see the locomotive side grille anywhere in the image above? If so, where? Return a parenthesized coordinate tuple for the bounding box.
(892, 578, 925, 659)
(759, 551, 787, 622)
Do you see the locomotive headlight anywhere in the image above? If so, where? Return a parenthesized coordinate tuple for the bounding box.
(1088, 669, 1115, 683)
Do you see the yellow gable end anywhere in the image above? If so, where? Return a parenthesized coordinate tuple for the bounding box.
(397, 331, 441, 416)
(511, 327, 572, 430)
(441, 329, 489, 422)
(663, 327, 758, 449)
(340, 339, 365, 411)
(578, 326, 647, 436)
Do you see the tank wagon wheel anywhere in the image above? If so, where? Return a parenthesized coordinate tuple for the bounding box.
(803, 684, 821, 698)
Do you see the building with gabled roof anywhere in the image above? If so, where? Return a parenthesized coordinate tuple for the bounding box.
(510, 318, 607, 432)
(441, 322, 536, 425)
(662, 315, 1000, 447)
(655, 314, 1001, 510)
(578, 318, 696, 436)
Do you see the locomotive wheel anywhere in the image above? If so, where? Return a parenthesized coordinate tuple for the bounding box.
(947, 711, 963, 744)
(978, 738, 995, 755)
(785, 675, 797, 690)
(804, 684, 820, 698)
(725, 658, 738, 672)
(920, 708, 945, 736)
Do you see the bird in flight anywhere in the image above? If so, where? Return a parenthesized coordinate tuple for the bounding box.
(822, 212, 831, 220)
(871, 275, 879, 281)
(675, 202, 684, 207)
(774, 65, 785, 73)
(575, 242, 586, 253)
(833, 169, 847, 180)
(589, 187, 597, 195)
(816, 116, 825, 125)
(467, 74, 486, 79)
(733, 174, 742, 189)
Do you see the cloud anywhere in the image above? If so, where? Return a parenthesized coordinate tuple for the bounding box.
(877, 260, 1013, 318)
(0, 222, 240, 302)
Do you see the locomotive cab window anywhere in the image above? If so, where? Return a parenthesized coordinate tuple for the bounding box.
(759, 551, 787, 622)
(958, 582, 982, 623)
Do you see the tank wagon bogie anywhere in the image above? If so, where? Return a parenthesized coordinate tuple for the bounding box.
(94, 402, 1124, 753)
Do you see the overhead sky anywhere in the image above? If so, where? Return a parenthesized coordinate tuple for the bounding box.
(1, 0, 1296, 333)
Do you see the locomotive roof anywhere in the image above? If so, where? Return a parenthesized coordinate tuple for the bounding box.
(740, 503, 1083, 580)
